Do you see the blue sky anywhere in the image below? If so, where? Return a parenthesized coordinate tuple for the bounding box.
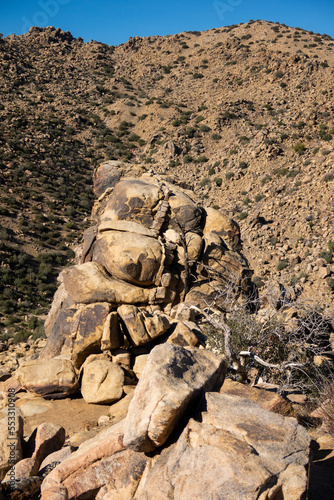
(1, 0, 334, 44)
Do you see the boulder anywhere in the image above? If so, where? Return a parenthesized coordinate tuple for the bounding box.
(123, 344, 227, 452)
(41, 421, 125, 498)
(62, 262, 154, 305)
(80, 355, 124, 404)
(134, 392, 310, 499)
(70, 302, 111, 369)
(15, 357, 79, 399)
(220, 379, 295, 417)
(100, 178, 161, 227)
(39, 446, 75, 473)
(92, 230, 163, 285)
(167, 321, 200, 347)
(101, 311, 124, 351)
(41, 283, 78, 359)
(203, 207, 241, 251)
(117, 305, 170, 346)
(93, 161, 122, 198)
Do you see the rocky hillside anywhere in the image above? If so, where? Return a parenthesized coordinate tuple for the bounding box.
(0, 21, 334, 337)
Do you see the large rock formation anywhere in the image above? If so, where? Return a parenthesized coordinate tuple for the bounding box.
(33, 164, 255, 404)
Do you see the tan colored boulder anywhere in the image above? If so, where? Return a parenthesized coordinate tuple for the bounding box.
(167, 321, 199, 347)
(65, 449, 147, 500)
(101, 311, 123, 351)
(109, 392, 134, 425)
(93, 160, 122, 198)
(118, 305, 170, 346)
(62, 262, 152, 305)
(134, 392, 310, 499)
(0, 412, 23, 480)
(117, 305, 150, 346)
(41, 421, 125, 499)
(176, 231, 203, 265)
(41, 283, 78, 359)
(81, 355, 124, 404)
(123, 344, 227, 452)
(71, 302, 111, 369)
(15, 357, 79, 399)
(203, 207, 241, 251)
(132, 355, 149, 379)
(92, 230, 163, 285)
(39, 446, 75, 473)
(220, 379, 295, 417)
(100, 178, 161, 227)
(142, 310, 171, 340)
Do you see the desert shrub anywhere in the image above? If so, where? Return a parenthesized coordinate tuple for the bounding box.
(225, 172, 234, 180)
(328, 241, 334, 253)
(200, 124, 210, 132)
(197, 155, 208, 163)
(255, 194, 265, 202)
(319, 251, 332, 264)
(293, 143, 306, 155)
(183, 154, 192, 163)
(323, 172, 334, 182)
(277, 259, 289, 271)
(200, 178, 210, 187)
(327, 278, 334, 291)
(212, 133, 222, 140)
(237, 212, 248, 220)
(214, 177, 222, 187)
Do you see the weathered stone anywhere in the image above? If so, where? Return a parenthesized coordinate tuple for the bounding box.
(95, 450, 148, 499)
(134, 392, 310, 499)
(81, 355, 124, 404)
(220, 379, 295, 417)
(100, 178, 161, 228)
(109, 392, 134, 425)
(0, 411, 23, 480)
(28, 422, 66, 468)
(65, 449, 148, 500)
(167, 321, 199, 347)
(123, 344, 227, 452)
(142, 310, 171, 340)
(93, 161, 122, 198)
(101, 312, 123, 351)
(39, 446, 75, 472)
(118, 305, 150, 346)
(41, 283, 77, 359)
(15, 357, 79, 399)
(41, 421, 125, 499)
(176, 231, 203, 266)
(132, 355, 149, 379)
(71, 302, 111, 369)
(92, 230, 163, 285)
(80, 225, 98, 264)
(203, 207, 242, 251)
(62, 262, 153, 305)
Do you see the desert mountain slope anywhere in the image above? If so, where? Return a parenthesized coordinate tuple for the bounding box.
(0, 20, 333, 336)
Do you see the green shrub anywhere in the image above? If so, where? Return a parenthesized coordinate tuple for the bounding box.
(277, 259, 289, 271)
(212, 133, 222, 140)
(255, 194, 265, 202)
(200, 178, 210, 187)
(225, 172, 234, 180)
(328, 241, 334, 253)
(197, 155, 208, 163)
(214, 177, 222, 187)
(237, 212, 248, 220)
(200, 124, 210, 132)
(323, 172, 334, 182)
(183, 154, 193, 163)
(293, 143, 306, 155)
(327, 278, 334, 291)
(319, 251, 332, 264)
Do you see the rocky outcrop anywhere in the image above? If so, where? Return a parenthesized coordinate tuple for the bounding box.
(134, 392, 311, 499)
(34, 167, 254, 403)
(123, 344, 227, 452)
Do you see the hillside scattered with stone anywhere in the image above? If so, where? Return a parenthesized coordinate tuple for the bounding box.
(0, 21, 334, 337)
